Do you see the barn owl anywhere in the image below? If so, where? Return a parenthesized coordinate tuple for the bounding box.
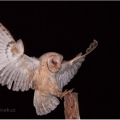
(0, 23, 98, 116)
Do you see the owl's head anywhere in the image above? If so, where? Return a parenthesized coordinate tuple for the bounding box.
(40, 52, 63, 73)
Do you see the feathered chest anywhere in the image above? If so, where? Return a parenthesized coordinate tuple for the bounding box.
(34, 64, 57, 88)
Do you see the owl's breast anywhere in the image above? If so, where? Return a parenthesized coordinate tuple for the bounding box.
(34, 70, 59, 96)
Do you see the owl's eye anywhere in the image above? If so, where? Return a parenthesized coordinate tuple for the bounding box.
(47, 55, 61, 73)
(52, 60, 57, 65)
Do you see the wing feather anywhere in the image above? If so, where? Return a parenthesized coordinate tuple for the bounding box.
(24, 75, 29, 91)
(0, 23, 15, 42)
(7, 69, 16, 89)
(64, 71, 68, 85)
(21, 75, 27, 91)
(56, 40, 98, 91)
(0, 35, 8, 44)
(21, 75, 26, 91)
(1, 62, 14, 85)
(0, 23, 40, 91)
(3, 66, 15, 85)
(12, 68, 23, 91)
(19, 71, 25, 91)
(8, 65, 20, 90)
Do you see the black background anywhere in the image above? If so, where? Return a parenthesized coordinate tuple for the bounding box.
(0, 1, 120, 119)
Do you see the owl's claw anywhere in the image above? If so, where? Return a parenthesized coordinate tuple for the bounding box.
(59, 88, 74, 99)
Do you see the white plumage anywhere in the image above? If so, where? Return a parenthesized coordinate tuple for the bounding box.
(0, 23, 98, 116)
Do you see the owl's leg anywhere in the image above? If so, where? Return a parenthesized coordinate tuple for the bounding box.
(58, 88, 74, 99)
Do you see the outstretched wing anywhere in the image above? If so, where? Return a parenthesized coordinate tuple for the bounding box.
(0, 23, 40, 91)
(56, 40, 98, 91)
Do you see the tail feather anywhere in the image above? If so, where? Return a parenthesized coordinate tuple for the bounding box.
(34, 90, 60, 115)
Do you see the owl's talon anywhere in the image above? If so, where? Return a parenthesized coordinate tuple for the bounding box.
(68, 88, 74, 94)
(59, 88, 74, 99)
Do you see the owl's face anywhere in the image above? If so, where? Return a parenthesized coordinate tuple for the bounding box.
(40, 52, 63, 73)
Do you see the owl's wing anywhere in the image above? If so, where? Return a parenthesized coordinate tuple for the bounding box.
(34, 90, 60, 115)
(56, 40, 98, 91)
(0, 23, 40, 91)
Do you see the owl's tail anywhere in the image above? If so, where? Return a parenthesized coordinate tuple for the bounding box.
(33, 90, 60, 115)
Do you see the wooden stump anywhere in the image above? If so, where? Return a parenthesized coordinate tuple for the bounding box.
(64, 92, 80, 119)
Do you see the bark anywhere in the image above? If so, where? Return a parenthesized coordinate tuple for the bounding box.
(64, 92, 80, 119)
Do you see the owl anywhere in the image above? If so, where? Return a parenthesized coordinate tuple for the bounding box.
(0, 23, 98, 116)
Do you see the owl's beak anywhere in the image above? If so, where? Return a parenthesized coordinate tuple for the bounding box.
(55, 64, 61, 71)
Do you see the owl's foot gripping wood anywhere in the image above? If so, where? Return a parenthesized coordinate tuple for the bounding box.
(59, 88, 74, 99)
